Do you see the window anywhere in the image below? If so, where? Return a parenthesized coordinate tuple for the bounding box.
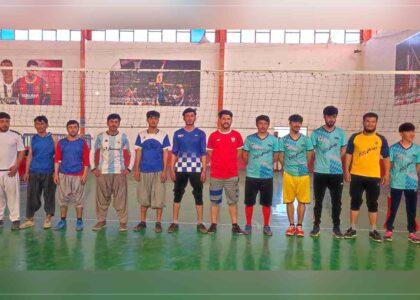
(148, 30, 162, 42)
(70, 30, 81, 41)
(120, 30, 134, 42)
(43, 30, 56, 41)
(241, 30, 255, 43)
(57, 30, 70, 41)
(92, 30, 106, 41)
(256, 30, 270, 43)
(300, 30, 315, 43)
(176, 30, 190, 42)
(106, 30, 119, 42)
(29, 30, 42, 41)
(285, 30, 300, 43)
(315, 30, 330, 44)
(205, 29, 215, 43)
(271, 30, 285, 43)
(162, 30, 176, 42)
(134, 30, 147, 42)
(1, 29, 15, 40)
(15, 30, 29, 40)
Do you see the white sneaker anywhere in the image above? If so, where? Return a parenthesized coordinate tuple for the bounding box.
(43, 218, 52, 229)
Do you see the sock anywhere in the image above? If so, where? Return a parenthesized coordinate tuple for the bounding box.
(297, 223, 302, 228)
(290, 223, 295, 227)
(371, 224, 377, 231)
(351, 224, 356, 230)
(61, 217, 66, 221)
(245, 205, 254, 226)
(262, 206, 271, 226)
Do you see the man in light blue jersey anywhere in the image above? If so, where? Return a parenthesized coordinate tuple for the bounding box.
(91, 114, 131, 232)
(309, 106, 347, 238)
(384, 122, 420, 244)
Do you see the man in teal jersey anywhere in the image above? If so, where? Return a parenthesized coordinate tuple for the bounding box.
(279, 114, 314, 237)
(309, 106, 347, 238)
(384, 122, 420, 244)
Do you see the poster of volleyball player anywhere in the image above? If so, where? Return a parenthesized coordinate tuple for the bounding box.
(12, 59, 62, 105)
(394, 32, 419, 105)
(110, 59, 201, 106)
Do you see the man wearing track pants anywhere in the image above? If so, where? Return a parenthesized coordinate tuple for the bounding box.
(384, 122, 419, 244)
(310, 106, 347, 238)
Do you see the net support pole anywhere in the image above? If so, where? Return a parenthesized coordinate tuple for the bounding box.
(216, 29, 226, 113)
(79, 29, 91, 135)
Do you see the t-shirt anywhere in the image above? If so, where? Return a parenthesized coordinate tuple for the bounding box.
(207, 129, 244, 179)
(30, 133, 55, 174)
(172, 127, 206, 173)
(14, 76, 50, 105)
(135, 129, 171, 173)
(55, 138, 90, 176)
(279, 134, 314, 176)
(0, 130, 25, 176)
(346, 132, 389, 178)
(94, 131, 130, 174)
(243, 133, 280, 179)
(390, 142, 420, 190)
(310, 126, 347, 174)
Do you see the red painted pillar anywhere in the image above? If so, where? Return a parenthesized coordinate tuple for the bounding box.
(215, 29, 226, 113)
(80, 29, 91, 135)
(360, 29, 372, 43)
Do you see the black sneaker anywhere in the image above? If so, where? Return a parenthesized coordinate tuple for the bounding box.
(344, 227, 357, 239)
(369, 230, 383, 243)
(208, 223, 217, 234)
(310, 225, 320, 237)
(11, 220, 20, 231)
(197, 223, 208, 234)
(232, 224, 244, 235)
(0, 220, 3, 228)
(133, 221, 147, 232)
(332, 227, 344, 239)
(155, 222, 162, 233)
(167, 223, 179, 233)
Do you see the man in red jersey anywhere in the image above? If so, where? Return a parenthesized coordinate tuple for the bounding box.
(207, 110, 244, 234)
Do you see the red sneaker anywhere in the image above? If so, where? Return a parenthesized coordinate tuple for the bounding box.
(296, 226, 304, 237)
(286, 225, 296, 236)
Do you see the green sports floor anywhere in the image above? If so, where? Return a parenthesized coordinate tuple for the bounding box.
(1, 171, 418, 272)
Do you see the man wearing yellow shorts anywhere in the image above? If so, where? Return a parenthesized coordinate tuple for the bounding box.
(279, 114, 314, 237)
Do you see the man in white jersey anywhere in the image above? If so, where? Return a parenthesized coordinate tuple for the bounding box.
(0, 112, 25, 230)
(91, 114, 132, 232)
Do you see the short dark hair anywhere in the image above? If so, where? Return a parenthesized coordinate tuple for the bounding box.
(0, 59, 12, 66)
(256, 115, 270, 124)
(34, 115, 48, 124)
(146, 110, 160, 118)
(363, 112, 378, 121)
(289, 114, 303, 123)
(107, 113, 121, 122)
(0, 112, 11, 120)
(66, 120, 79, 128)
(399, 122, 415, 133)
(182, 107, 196, 116)
(323, 105, 338, 116)
(218, 110, 233, 118)
(27, 60, 38, 67)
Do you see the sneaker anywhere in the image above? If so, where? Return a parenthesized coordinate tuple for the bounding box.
(75, 219, 84, 231)
(197, 223, 208, 234)
(133, 221, 147, 232)
(369, 230, 383, 243)
(167, 223, 179, 233)
(155, 222, 162, 233)
(0, 220, 3, 228)
(54, 219, 67, 231)
(263, 225, 273, 236)
(384, 230, 393, 242)
(119, 223, 127, 232)
(332, 227, 344, 239)
(232, 224, 244, 235)
(310, 225, 320, 237)
(208, 223, 217, 234)
(408, 233, 420, 244)
(92, 221, 106, 231)
(344, 227, 357, 239)
(286, 225, 296, 236)
(244, 224, 252, 235)
(43, 218, 52, 229)
(296, 226, 304, 237)
(11, 220, 20, 231)
(19, 219, 34, 230)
